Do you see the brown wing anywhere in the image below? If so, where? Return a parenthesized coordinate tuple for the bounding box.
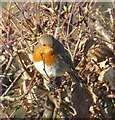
(54, 39, 75, 70)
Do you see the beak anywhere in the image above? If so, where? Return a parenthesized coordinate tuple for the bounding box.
(50, 47, 53, 52)
(45, 46, 54, 54)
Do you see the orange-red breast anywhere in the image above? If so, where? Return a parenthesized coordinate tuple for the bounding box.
(33, 34, 78, 87)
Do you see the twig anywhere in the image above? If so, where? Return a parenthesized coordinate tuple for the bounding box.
(72, 30, 82, 62)
(107, 8, 114, 30)
(88, 86, 110, 118)
(20, 3, 32, 54)
(2, 70, 24, 97)
(54, 0, 62, 38)
(0, 71, 37, 102)
(95, 35, 115, 46)
(66, 3, 75, 59)
(0, 40, 17, 48)
(4, 55, 15, 73)
(40, 52, 51, 80)
(0, 58, 8, 68)
(0, 103, 10, 119)
(61, 101, 77, 116)
(94, 19, 112, 42)
(9, 101, 23, 118)
(13, 1, 34, 35)
(66, 3, 75, 37)
(16, 51, 33, 78)
(2, 41, 12, 56)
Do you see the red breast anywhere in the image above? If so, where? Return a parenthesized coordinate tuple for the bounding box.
(33, 42, 56, 66)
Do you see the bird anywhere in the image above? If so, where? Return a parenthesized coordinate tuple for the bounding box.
(33, 34, 79, 89)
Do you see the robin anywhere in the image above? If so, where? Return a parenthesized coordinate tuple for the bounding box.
(33, 34, 78, 89)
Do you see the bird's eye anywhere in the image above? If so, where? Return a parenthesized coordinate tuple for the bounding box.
(43, 44, 46, 46)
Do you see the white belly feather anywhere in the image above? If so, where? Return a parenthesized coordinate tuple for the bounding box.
(34, 59, 66, 78)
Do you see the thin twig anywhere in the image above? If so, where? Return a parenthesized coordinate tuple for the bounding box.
(72, 30, 82, 62)
(40, 52, 51, 80)
(0, 71, 37, 102)
(13, 1, 34, 35)
(54, 0, 62, 38)
(66, 3, 75, 59)
(0, 103, 10, 119)
(2, 70, 24, 97)
(4, 55, 15, 73)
